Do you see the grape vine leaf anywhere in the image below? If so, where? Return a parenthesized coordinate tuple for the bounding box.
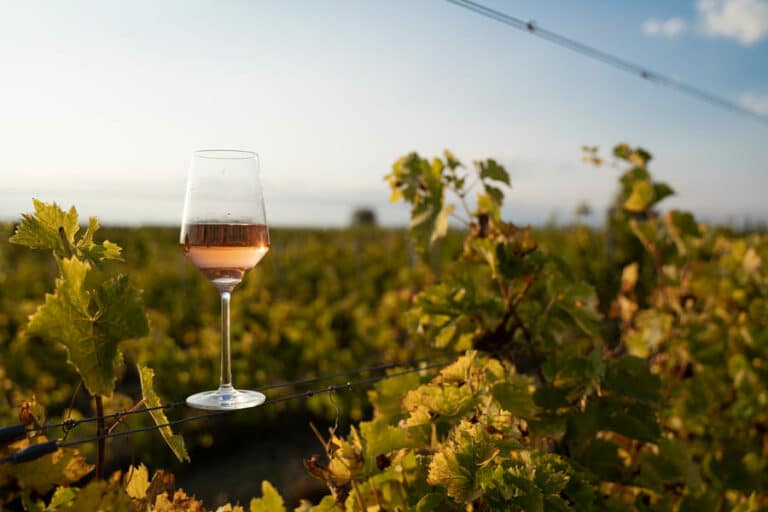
(427, 420, 497, 503)
(9, 199, 79, 257)
(478, 159, 510, 186)
(367, 370, 421, 422)
(410, 200, 454, 253)
(360, 420, 412, 473)
(623, 180, 654, 213)
(9, 199, 123, 263)
(415, 493, 448, 512)
(386, 152, 454, 252)
(0, 437, 93, 495)
(138, 364, 190, 463)
(249, 481, 286, 512)
(666, 210, 700, 238)
(152, 488, 208, 511)
(49, 486, 79, 508)
(302, 496, 343, 511)
(492, 377, 538, 418)
(403, 383, 474, 418)
(26, 257, 149, 397)
(77, 216, 123, 262)
(652, 182, 675, 205)
(57, 480, 135, 511)
(125, 463, 150, 500)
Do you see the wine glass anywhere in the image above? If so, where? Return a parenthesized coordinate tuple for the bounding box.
(180, 149, 269, 410)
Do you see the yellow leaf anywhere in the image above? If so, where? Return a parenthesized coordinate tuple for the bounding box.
(59, 480, 134, 511)
(620, 263, 639, 293)
(249, 481, 287, 512)
(743, 247, 762, 275)
(125, 463, 150, 500)
(623, 180, 654, 213)
(0, 437, 93, 496)
(138, 365, 190, 463)
(152, 489, 206, 512)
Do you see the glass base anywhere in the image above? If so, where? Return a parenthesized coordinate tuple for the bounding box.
(186, 385, 266, 411)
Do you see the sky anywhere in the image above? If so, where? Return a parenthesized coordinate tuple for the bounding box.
(0, 0, 766, 227)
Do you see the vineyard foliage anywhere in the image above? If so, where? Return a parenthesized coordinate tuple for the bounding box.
(0, 143, 766, 510)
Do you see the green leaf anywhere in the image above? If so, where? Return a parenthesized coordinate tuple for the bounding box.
(623, 310, 672, 358)
(478, 159, 510, 186)
(533, 386, 569, 410)
(613, 143, 632, 160)
(415, 493, 447, 512)
(368, 371, 422, 422)
(49, 486, 79, 508)
(652, 182, 675, 204)
(492, 377, 537, 418)
(409, 201, 453, 254)
(249, 481, 286, 512)
(403, 383, 474, 418)
(307, 496, 343, 511)
(604, 356, 661, 405)
(0, 440, 93, 496)
(444, 150, 462, 170)
(731, 494, 759, 512)
(577, 439, 624, 482)
(9, 199, 79, 257)
(427, 421, 497, 503)
(591, 396, 660, 443)
(21, 492, 45, 512)
(138, 364, 190, 462)
(77, 217, 124, 262)
(360, 421, 411, 461)
(636, 439, 694, 492)
(57, 480, 134, 511)
(667, 210, 700, 237)
(555, 282, 602, 338)
(623, 180, 654, 213)
(476, 192, 501, 220)
(469, 237, 501, 279)
(27, 258, 149, 397)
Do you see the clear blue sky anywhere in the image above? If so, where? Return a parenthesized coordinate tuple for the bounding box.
(0, 0, 766, 226)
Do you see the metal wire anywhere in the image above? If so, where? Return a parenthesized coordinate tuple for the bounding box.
(445, 0, 768, 125)
(0, 358, 452, 464)
(55, 359, 450, 450)
(26, 354, 447, 436)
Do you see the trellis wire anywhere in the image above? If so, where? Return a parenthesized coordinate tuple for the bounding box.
(0, 358, 451, 464)
(445, 0, 768, 125)
(22, 354, 447, 436)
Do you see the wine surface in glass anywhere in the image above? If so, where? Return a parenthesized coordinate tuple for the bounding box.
(182, 223, 269, 289)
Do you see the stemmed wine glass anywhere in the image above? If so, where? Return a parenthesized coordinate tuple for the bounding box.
(180, 149, 270, 410)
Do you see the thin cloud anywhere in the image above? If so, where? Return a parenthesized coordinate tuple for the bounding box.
(643, 17, 687, 38)
(696, 0, 768, 45)
(739, 92, 768, 115)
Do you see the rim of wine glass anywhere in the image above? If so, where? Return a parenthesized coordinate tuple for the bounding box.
(194, 149, 257, 160)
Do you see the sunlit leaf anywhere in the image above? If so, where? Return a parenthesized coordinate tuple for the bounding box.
(9, 199, 79, 257)
(27, 257, 149, 397)
(427, 421, 497, 503)
(0, 438, 93, 496)
(57, 480, 134, 511)
(249, 481, 286, 512)
(478, 159, 510, 186)
(138, 365, 190, 463)
(623, 180, 654, 213)
(492, 376, 537, 418)
(125, 463, 150, 500)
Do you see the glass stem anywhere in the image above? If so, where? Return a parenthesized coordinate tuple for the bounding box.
(220, 291, 233, 391)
